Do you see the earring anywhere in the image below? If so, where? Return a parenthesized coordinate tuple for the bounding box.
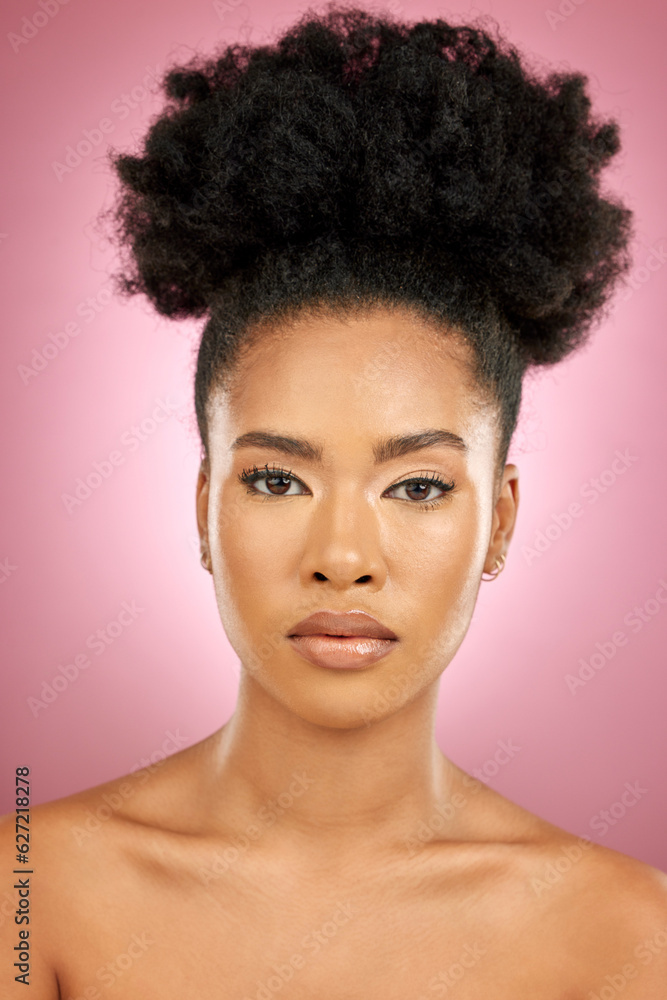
(482, 552, 506, 582)
(200, 550, 212, 574)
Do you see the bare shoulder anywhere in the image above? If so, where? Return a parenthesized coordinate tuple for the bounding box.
(452, 764, 667, 907)
(509, 802, 667, 995)
(0, 738, 211, 975)
(447, 769, 667, 995)
(2, 737, 211, 871)
(0, 738, 216, 995)
(0, 729, 229, 919)
(510, 794, 667, 921)
(0, 765, 165, 909)
(542, 836, 667, 997)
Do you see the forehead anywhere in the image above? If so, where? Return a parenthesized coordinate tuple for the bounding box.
(209, 306, 495, 455)
(234, 305, 473, 379)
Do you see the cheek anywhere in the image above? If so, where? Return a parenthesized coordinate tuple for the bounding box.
(389, 494, 489, 662)
(206, 485, 270, 642)
(213, 499, 298, 597)
(207, 484, 308, 653)
(387, 489, 489, 583)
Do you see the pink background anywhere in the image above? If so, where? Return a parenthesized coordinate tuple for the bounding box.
(1, 0, 666, 867)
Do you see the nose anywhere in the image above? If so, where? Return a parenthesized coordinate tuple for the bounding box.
(297, 486, 388, 590)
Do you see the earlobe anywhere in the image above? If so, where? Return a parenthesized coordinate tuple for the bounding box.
(482, 552, 506, 581)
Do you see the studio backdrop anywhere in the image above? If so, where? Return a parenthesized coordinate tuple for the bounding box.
(1, 0, 666, 868)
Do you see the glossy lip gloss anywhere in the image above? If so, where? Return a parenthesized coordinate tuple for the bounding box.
(287, 609, 399, 670)
(287, 634, 398, 670)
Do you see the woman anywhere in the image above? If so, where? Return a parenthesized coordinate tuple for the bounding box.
(3, 6, 666, 997)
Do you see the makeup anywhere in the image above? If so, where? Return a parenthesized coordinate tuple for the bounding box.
(287, 610, 399, 670)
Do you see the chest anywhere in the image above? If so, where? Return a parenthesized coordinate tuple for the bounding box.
(55, 874, 582, 1000)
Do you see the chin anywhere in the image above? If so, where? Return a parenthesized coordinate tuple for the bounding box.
(254, 664, 421, 731)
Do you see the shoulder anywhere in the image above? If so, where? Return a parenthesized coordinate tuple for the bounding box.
(522, 828, 667, 996)
(449, 771, 667, 994)
(0, 753, 197, 875)
(0, 752, 197, 988)
(0, 755, 187, 919)
(0, 771, 152, 914)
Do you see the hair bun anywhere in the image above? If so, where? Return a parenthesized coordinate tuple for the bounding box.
(108, 6, 632, 367)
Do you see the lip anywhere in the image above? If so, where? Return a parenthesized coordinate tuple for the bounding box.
(287, 610, 398, 671)
(288, 610, 398, 640)
(287, 634, 397, 670)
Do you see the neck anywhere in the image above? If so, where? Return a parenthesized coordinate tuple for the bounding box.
(201, 673, 460, 861)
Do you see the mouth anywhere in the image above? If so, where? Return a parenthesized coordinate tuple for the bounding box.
(287, 633, 398, 670)
(286, 609, 399, 670)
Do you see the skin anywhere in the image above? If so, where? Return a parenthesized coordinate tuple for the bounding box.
(2, 304, 667, 999)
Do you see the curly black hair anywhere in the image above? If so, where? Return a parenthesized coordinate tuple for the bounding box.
(106, 3, 633, 472)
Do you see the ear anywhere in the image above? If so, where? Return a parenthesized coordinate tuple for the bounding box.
(483, 463, 520, 575)
(196, 457, 211, 558)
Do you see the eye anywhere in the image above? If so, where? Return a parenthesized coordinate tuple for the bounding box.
(384, 473, 456, 509)
(238, 465, 456, 509)
(238, 464, 307, 497)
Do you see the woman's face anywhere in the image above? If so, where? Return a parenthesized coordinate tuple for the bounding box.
(197, 306, 519, 728)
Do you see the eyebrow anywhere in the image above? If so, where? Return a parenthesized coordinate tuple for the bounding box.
(230, 428, 468, 463)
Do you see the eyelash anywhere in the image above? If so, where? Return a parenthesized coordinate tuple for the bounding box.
(237, 463, 457, 510)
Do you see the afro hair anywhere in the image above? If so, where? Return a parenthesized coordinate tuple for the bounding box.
(106, 3, 633, 466)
